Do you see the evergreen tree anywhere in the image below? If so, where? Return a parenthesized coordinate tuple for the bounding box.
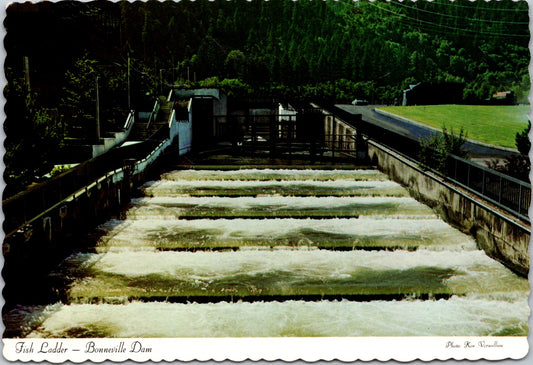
(4, 73, 64, 196)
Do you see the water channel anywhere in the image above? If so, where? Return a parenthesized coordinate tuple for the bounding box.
(4, 166, 529, 337)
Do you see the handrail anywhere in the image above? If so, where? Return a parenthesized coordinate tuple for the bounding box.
(361, 130, 530, 223)
(321, 103, 530, 222)
(123, 110, 135, 130)
(93, 110, 137, 158)
(146, 98, 161, 130)
(367, 138, 531, 231)
(169, 109, 175, 128)
(2, 137, 162, 234)
(3, 122, 182, 239)
(449, 153, 530, 188)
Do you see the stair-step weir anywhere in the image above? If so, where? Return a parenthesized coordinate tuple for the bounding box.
(4, 166, 529, 338)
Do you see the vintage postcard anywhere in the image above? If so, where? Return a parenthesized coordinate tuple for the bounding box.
(1, 0, 531, 362)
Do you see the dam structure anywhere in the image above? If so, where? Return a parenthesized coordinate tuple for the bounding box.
(2, 93, 529, 338)
(4, 155, 529, 337)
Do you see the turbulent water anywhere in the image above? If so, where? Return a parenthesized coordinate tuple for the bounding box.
(5, 168, 529, 337)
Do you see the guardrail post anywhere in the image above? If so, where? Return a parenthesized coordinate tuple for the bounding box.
(251, 115, 257, 144)
(332, 116, 336, 162)
(269, 114, 276, 158)
(288, 115, 294, 157)
(356, 131, 367, 162)
(498, 176, 503, 203)
(518, 184, 522, 214)
(122, 158, 137, 205)
(482, 170, 486, 195)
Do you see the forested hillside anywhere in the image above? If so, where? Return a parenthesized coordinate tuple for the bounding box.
(3, 0, 530, 194)
(6, 0, 529, 103)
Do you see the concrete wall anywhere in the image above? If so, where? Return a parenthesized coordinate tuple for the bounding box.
(367, 140, 530, 277)
(323, 114, 356, 150)
(3, 166, 129, 260)
(213, 93, 228, 116)
(169, 107, 192, 155)
(3, 114, 192, 255)
(3, 108, 194, 308)
(92, 111, 136, 158)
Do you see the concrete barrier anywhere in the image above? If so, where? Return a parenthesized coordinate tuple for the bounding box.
(367, 140, 530, 277)
(3, 108, 191, 257)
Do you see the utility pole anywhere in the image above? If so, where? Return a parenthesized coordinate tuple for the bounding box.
(96, 76, 101, 141)
(159, 68, 163, 96)
(127, 55, 131, 110)
(23, 56, 30, 91)
(171, 55, 175, 82)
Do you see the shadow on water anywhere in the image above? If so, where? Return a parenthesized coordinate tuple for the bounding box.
(65, 267, 458, 304)
(1, 218, 125, 337)
(150, 227, 423, 251)
(5, 152, 528, 338)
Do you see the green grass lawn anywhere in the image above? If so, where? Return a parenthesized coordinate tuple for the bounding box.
(379, 104, 530, 148)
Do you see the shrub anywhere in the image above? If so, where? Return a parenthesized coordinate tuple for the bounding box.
(488, 121, 530, 181)
(418, 126, 468, 173)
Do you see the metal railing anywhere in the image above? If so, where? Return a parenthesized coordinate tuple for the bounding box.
(2, 139, 161, 235)
(123, 109, 135, 130)
(446, 155, 530, 220)
(146, 98, 161, 130)
(210, 111, 366, 164)
(323, 104, 530, 222)
(2, 117, 177, 236)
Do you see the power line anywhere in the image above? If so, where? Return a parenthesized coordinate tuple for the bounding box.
(426, 0, 529, 12)
(390, 0, 529, 25)
(388, 15, 521, 41)
(119, 55, 179, 89)
(366, 1, 529, 39)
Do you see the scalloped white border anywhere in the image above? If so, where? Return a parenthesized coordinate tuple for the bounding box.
(2, 337, 529, 362)
(1, 0, 532, 363)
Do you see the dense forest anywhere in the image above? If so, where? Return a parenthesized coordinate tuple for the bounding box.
(3, 0, 530, 194)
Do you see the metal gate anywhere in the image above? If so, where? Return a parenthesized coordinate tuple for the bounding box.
(212, 110, 361, 160)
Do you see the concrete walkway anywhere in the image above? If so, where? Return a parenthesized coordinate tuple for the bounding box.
(335, 104, 518, 161)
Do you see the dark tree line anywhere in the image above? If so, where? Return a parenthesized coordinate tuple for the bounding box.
(5, 0, 529, 103)
(3, 0, 530, 194)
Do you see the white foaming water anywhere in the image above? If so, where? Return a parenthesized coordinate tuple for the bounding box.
(63, 249, 528, 295)
(131, 196, 432, 210)
(143, 179, 404, 190)
(161, 169, 387, 181)
(23, 296, 529, 337)
(8, 167, 528, 339)
(94, 218, 477, 252)
(141, 179, 405, 195)
(69, 249, 505, 276)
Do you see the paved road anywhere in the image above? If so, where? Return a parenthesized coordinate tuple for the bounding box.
(335, 104, 518, 160)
